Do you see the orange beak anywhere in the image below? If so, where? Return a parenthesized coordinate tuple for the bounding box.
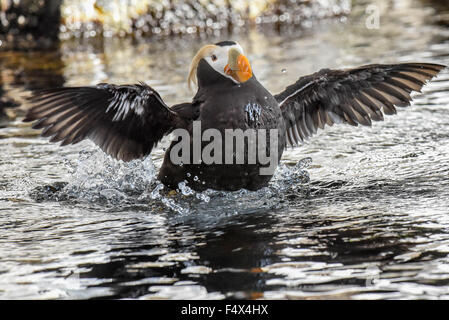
(224, 48, 253, 83)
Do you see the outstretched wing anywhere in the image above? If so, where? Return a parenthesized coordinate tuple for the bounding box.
(275, 63, 446, 146)
(24, 82, 189, 161)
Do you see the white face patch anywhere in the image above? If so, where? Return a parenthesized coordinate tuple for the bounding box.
(188, 42, 246, 90)
(204, 43, 244, 83)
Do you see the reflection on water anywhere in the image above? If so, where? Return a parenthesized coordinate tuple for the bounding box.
(1, 0, 449, 299)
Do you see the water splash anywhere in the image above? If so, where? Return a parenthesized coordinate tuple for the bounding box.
(58, 148, 217, 214)
(244, 102, 262, 123)
(30, 147, 311, 215)
(147, 181, 190, 215)
(271, 157, 312, 191)
(61, 149, 156, 205)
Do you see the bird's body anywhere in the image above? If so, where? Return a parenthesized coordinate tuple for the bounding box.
(24, 41, 446, 192)
(159, 61, 285, 190)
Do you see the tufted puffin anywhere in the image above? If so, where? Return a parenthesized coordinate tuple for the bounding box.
(24, 41, 445, 191)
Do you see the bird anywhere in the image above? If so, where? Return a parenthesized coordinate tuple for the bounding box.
(24, 40, 445, 192)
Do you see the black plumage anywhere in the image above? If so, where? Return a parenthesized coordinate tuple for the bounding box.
(25, 83, 189, 161)
(158, 59, 285, 191)
(276, 63, 445, 146)
(23, 42, 445, 192)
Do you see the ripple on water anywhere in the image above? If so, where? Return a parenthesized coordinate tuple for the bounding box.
(2, 0, 449, 300)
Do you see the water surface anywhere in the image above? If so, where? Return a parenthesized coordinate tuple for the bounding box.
(1, 0, 449, 299)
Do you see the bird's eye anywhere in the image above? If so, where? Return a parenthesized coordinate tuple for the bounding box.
(211, 54, 218, 62)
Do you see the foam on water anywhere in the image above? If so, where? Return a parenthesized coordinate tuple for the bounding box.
(62, 149, 156, 204)
(3, 0, 449, 299)
(40, 148, 312, 215)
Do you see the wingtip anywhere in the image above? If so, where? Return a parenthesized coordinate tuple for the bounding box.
(412, 62, 447, 75)
(23, 110, 40, 123)
(427, 63, 447, 70)
(22, 115, 34, 123)
(26, 87, 66, 101)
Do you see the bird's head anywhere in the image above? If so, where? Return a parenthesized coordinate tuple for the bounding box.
(188, 41, 253, 91)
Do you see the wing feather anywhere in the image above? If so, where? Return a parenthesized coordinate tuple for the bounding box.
(275, 63, 445, 146)
(24, 83, 190, 161)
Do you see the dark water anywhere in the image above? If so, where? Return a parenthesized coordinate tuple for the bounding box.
(1, 0, 449, 299)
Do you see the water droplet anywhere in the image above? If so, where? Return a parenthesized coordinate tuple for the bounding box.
(196, 192, 210, 203)
(178, 181, 194, 196)
(150, 183, 164, 200)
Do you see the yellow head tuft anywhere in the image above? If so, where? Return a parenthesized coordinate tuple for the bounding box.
(187, 44, 218, 91)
